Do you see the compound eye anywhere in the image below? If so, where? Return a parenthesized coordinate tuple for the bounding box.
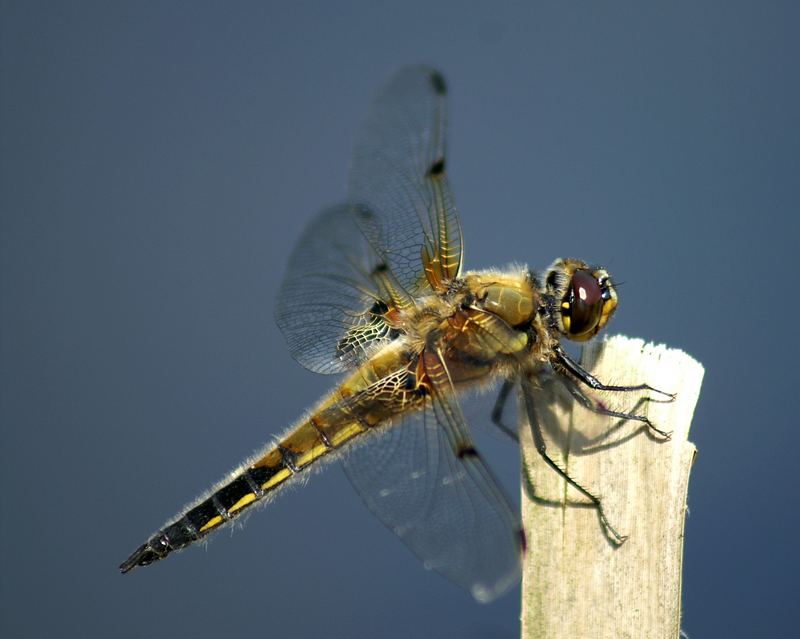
(566, 270, 603, 337)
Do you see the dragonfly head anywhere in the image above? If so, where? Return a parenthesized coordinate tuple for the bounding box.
(544, 259, 618, 342)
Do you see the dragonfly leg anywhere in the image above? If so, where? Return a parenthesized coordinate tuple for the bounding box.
(520, 375, 627, 545)
(520, 457, 608, 515)
(554, 345, 675, 400)
(490, 377, 518, 442)
(558, 373, 671, 441)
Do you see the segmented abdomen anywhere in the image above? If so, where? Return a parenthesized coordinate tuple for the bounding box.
(120, 350, 421, 573)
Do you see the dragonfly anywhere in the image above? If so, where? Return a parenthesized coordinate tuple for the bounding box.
(120, 66, 672, 602)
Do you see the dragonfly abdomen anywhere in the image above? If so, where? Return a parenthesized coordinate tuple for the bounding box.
(119, 387, 400, 573)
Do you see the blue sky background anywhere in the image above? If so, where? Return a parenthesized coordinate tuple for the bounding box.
(2, 2, 798, 637)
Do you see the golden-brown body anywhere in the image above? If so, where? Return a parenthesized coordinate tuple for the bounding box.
(123, 269, 535, 548)
(120, 67, 646, 604)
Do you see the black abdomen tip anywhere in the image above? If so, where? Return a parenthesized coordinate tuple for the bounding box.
(119, 542, 161, 573)
(119, 532, 173, 573)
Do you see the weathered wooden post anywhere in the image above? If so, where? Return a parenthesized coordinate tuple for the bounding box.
(520, 335, 703, 639)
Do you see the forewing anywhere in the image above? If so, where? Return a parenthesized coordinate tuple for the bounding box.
(342, 386, 521, 602)
(275, 205, 395, 374)
(349, 66, 463, 295)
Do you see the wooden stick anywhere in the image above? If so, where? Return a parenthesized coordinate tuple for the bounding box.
(520, 335, 704, 639)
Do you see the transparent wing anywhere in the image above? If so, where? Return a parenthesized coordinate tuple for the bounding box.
(349, 66, 463, 295)
(275, 205, 400, 374)
(276, 67, 464, 372)
(341, 377, 521, 602)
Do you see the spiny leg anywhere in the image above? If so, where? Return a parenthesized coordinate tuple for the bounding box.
(490, 377, 518, 442)
(520, 456, 608, 514)
(558, 373, 672, 440)
(554, 344, 675, 399)
(520, 374, 627, 545)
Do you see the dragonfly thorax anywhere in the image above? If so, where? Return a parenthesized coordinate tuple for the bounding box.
(464, 271, 537, 328)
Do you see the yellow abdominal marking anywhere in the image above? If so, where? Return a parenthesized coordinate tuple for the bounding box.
(261, 467, 292, 491)
(229, 493, 257, 515)
(294, 442, 328, 468)
(199, 516, 223, 533)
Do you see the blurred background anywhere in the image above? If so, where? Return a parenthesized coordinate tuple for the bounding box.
(2, 1, 797, 637)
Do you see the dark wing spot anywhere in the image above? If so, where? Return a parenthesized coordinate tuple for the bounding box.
(456, 445, 479, 459)
(352, 203, 376, 221)
(368, 299, 389, 315)
(426, 157, 446, 177)
(430, 71, 447, 95)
